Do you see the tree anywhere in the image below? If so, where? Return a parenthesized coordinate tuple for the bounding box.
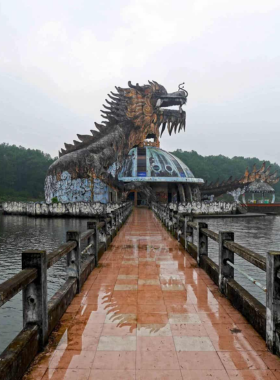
(0, 143, 56, 202)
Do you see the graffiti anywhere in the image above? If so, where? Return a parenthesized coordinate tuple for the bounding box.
(177, 201, 237, 215)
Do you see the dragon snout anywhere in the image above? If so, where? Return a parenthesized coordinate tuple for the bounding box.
(155, 91, 187, 108)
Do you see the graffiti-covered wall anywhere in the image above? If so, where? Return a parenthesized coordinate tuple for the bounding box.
(45, 171, 110, 204)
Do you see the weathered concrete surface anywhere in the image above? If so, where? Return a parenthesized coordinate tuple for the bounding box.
(0, 325, 39, 380)
(24, 209, 280, 380)
(3, 201, 123, 217)
(175, 201, 237, 215)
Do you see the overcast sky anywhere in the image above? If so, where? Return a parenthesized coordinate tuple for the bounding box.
(0, 0, 279, 164)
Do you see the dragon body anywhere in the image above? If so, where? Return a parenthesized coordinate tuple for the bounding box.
(201, 162, 280, 200)
(45, 81, 188, 203)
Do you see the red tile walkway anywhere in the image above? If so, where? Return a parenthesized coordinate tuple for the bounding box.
(24, 208, 280, 380)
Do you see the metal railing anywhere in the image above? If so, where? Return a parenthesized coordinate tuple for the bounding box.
(0, 201, 133, 380)
(152, 201, 280, 357)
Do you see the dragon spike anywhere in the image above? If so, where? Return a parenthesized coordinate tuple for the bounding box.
(108, 93, 119, 101)
(103, 104, 111, 110)
(94, 122, 104, 132)
(59, 151, 62, 158)
(64, 143, 74, 150)
(105, 99, 113, 105)
(148, 80, 156, 92)
(101, 109, 111, 115)
(152, 80, 160, 90)
(128, 81, 144, 92)
(110, 91, 119, 97)
(77, 134, 94, 143)
(90, 130, 100, 138)
(269, 171, 278, 180)
(61, 148, 67, 155)
(115, 86, 125, 94)
(264, 165, 271, 176)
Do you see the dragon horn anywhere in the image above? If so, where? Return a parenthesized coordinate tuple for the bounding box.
(128, 81, 144, 92)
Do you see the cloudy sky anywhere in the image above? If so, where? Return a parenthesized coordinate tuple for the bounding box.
(0, 0, 279, 163)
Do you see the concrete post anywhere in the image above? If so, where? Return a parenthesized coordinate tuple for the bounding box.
(87, 221, 96, 258)
(184, 216, 187, 250)
(266, 251, 280, 354)
(170, 209, 173, 232)
(66, 231, 81, 293)
(116, 210, 119, 229)
(219, 231, 234, 295)
(177, 213, 180, 241)
(197, 222, 208, 265)
(185, 216, 194, 250)
(22, 250, 48, 348)
(87, 221, 99, 266)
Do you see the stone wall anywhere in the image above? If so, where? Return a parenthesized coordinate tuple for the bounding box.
(170, 201, 237, 215)
(3, 201, 123, 217)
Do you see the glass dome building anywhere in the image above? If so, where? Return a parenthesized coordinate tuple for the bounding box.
(118, 146, 204, 205)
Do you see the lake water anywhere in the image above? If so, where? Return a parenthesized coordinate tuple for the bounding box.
(0, 212, 280, 354)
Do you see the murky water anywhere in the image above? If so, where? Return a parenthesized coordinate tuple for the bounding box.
(0, 212, 279, 354)
(0, 214, 89, 354)
(195, 215, 280, 307)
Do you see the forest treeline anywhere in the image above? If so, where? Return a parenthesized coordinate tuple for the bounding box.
(172, 149, 280, 201)
(0, 143, 279, 202)
(0, 143, 55, 202)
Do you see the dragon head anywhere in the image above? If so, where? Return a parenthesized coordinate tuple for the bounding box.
(57, 80, 188, 158)
(121, 80, 187, 138)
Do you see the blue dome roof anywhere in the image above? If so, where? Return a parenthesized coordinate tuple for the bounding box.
(118, 146, 204, 184)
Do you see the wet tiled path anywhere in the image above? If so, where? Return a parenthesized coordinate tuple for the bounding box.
(25, 209, 280, 380)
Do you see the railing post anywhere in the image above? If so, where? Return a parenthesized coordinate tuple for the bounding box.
(66, 231, 81, 293)
(184, 216, 187, 250)
(22, 250, 48, 348)
(266, 251, 280, 355)
(197, 222, 208, 265)
(87, 221, 96, 259)
(185, 216, 193, 250)
(103, 217, 109, 249)
(219, 231, 234, 295)
(94, 222, 99, 265)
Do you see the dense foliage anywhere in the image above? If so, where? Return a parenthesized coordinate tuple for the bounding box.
(1, 144, 279, 202)
(172, 150, 280, 201)
(0, 143, 55, 202)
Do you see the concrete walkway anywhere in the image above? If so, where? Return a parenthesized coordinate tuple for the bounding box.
(25, 208, 280, 380)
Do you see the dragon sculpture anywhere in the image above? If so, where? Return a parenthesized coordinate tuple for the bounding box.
(45, 81, 188, 202)
(201, 162, 280, 199)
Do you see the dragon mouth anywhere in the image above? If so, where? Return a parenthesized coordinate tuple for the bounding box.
(155, 90, 187, 136)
